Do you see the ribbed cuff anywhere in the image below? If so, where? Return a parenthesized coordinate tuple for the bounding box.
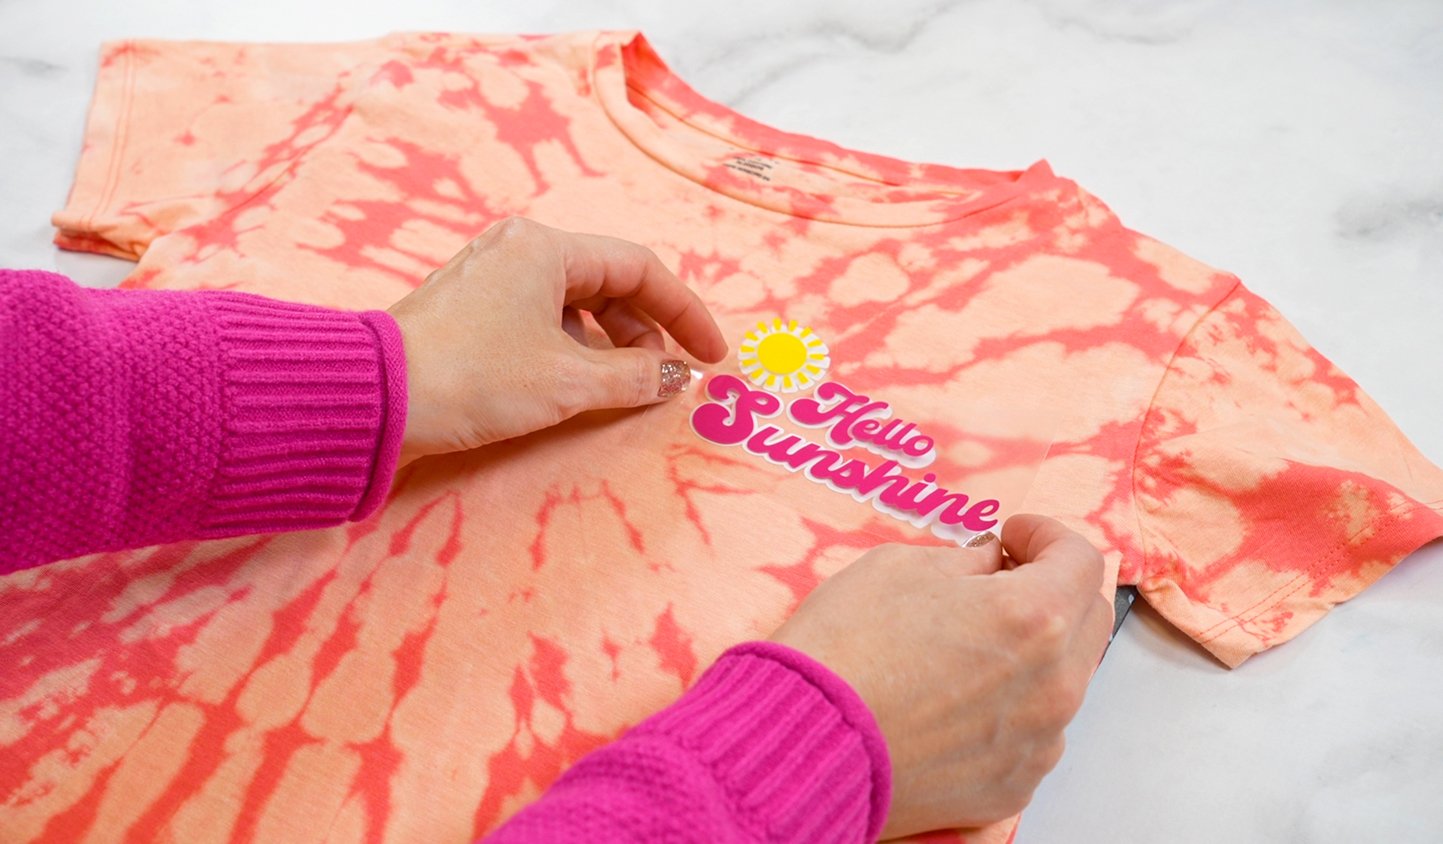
(355, 311, 408, 520)
(636, 641, 892, 843)
(198, 294, 406, 536)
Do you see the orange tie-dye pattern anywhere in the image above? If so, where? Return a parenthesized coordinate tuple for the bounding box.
(4, 29, 1440, 843)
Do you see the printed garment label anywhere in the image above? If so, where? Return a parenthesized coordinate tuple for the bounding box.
(722, 154, 777, 182)
(690, 319, 1000, 544)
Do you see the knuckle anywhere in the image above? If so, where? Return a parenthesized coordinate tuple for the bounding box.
(1039, 610, 1071, 650)
(490, 215, 536, 242)
(549, 355, 592, 420)
(1000, 592, 1060, 642)
(1053, 684, 1086, 724)
(1069, 534, 1106, 572)
(996, 600, 1030, 636)
(1030, 692, 1067, 732)
(627, 356, 652, 407)
(997, 784, 1035, 818)
(1044, 674, 1087, 724)
(1036, 735, 1067, 778)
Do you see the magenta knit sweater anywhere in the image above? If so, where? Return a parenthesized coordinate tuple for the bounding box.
(0, 268, 891, 843)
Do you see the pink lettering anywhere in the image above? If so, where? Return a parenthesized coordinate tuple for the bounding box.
(691, 376, 998, 539)
(816, 456, 868, 488)
(962, 499, 1001, 531)
(747, 426, 828, 472)
(854, 419, 935, 464)
(883, 473, 943, 516)
(854, 460, 904, 496)
(691, 375, 781, 446)
(902, 435, 935, 458)
(789, 383, 888, 449)
(872, 420, 910, 449)
(927, 493, 1001, 530)
(791, 383, 937, 463)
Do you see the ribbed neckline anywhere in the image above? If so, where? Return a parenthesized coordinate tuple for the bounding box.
(590, 31, 1062, 228)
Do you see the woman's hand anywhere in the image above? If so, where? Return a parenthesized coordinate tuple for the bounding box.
(388, 217, 728, 463)
(770, 514, 1114, 839)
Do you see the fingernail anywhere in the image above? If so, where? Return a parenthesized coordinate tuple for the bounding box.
(659, 360, 690, 398)
(963, 531, 998, 549)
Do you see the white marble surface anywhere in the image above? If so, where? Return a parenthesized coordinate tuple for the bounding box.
(2, 1, 1440, 841)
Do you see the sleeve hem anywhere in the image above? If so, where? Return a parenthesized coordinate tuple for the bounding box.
(1141, 499, 1443, 668)
(1129, 276, 1443, 668)
(52, 40, 141, 260)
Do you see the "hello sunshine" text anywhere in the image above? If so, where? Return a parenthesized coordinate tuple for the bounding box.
(690, 376, 1000, 541)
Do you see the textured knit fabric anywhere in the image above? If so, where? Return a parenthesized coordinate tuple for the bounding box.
(488, 642, 890, 843)
(0, 268, 890, 843)
(0, 268, 407, 572)
(8, 29, 1443, 844)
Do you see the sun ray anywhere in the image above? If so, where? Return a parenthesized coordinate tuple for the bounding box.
(736, 318, 831, 393)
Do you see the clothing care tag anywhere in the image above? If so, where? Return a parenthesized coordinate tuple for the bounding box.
(722, 154, 777, 182)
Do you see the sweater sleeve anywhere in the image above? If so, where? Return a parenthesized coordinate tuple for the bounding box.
(0, 268, 406, 573)
(485, 641, 892, 843)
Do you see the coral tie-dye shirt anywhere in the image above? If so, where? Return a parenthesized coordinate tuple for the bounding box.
(6, 29, 1441, 843)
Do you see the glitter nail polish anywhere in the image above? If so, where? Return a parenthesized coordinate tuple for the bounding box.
(658, 360, 690, 398)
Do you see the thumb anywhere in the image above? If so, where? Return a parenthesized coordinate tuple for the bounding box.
(957, 530, 1005, 575)
(574, 346, 696, 411)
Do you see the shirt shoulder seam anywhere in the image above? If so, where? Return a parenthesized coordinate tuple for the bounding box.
(1126, 273, 1244, 585)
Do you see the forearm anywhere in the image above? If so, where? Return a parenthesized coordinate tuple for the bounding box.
(0, 269, 406, 573)
(486, 642, 891, 843)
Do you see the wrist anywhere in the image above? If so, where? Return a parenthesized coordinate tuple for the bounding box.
(632, 641, 892, 842)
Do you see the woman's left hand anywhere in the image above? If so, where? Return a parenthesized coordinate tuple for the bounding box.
(387, 217, 728, 464)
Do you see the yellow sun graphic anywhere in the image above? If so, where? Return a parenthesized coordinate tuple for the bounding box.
(738, 318, 831, 393)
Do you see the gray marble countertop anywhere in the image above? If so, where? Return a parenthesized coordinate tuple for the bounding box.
(2, 1, 1440, 841)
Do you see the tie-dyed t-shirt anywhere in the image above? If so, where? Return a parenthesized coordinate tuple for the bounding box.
(6, 29, 1441, 844)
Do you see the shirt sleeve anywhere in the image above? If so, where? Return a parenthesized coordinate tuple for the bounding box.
(484, 642, 890, 843)
(52, 39, 387, 260)
(0, 269, 407, 573)
(1132, 281, 1443, 667)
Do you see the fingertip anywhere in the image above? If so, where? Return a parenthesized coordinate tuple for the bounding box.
(678, 333, 728, 367)
(999, 513, 1058, 563)
(658, 357, 692, 400)
(1000, 513, 1105, 589)
(705, 335, 730, 364)
(682, 307, 728, 364)
(958, 531, 1005, 575)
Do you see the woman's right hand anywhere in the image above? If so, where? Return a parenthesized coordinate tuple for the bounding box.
(769, 514, 1114, 839)
(388, 217, 728, 465)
